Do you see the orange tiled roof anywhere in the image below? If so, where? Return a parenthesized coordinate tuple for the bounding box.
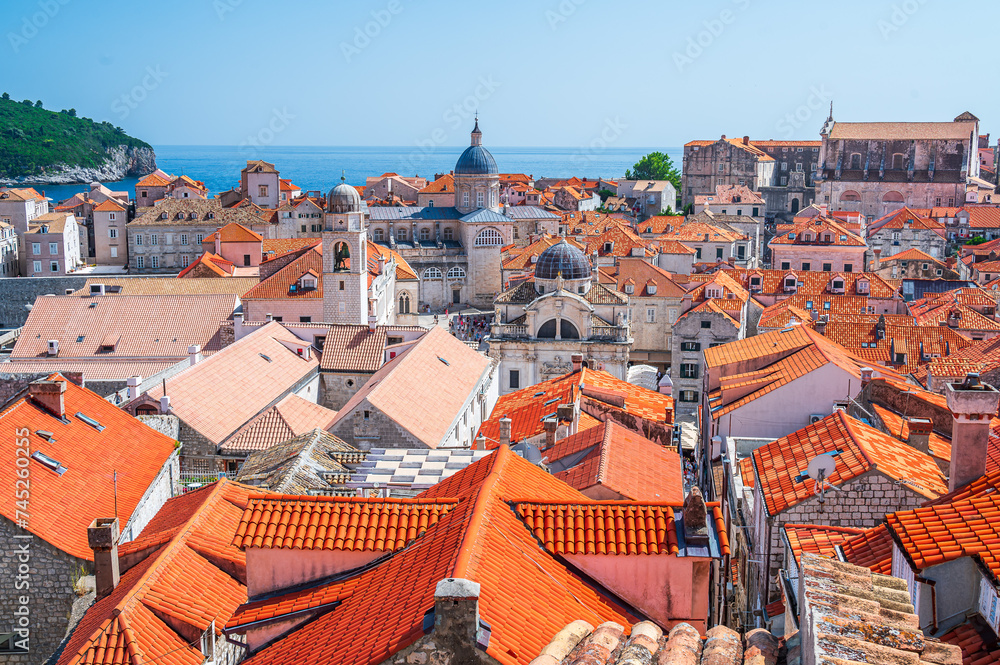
(684, 136, 775, 161)
(838, 524, 893, 575)
(544, 420, 684, 503)
(146, 322, 319, 446)
(657, 220, 746, 243)
(0, 375, 177, 560)
(739, 456, 756, 488)
(136, 170, 172, 187)
(871, 404, 951, 463)
(752, 410, 947, 516)
(244, 246, 323, 300)
(782, 523, 863, 564)
(55, 480, 265, 665)
(176, 251, 235, 277)
(220, 393, 338, 453)
(514, 502, 680, 555)
(233, 496, 458, 550)
(769, 216, 867, 247)
(886, 492, 1000, 581)
(961, 206, 1000, 229)
(418, 174, 455, 194)
(731, 268, 899, 299)
(204, 221, 263, 243)
(479, 368, 673, 445)
(882, 247, 947, 267)
(868, 207, 945, 236)
(92, 198, 125, 212)
(940, 621, 1000, 665)
(230, 445, 640, 665)
(582, 223, 654, 258)
(636, 215, 681, 235)
(262, 237, 321, 259)
(598, 258, 687, 298)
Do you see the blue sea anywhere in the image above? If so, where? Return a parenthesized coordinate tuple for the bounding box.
(38, 145, 684, 204)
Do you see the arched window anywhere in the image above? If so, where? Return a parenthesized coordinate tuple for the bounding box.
(398, 292, 410, 314)
(396, 227, 408, 241)
(447, 266, 466, 279)
(882, 191, 904, 203)
(474, 228, 503, 247)
(537, 319, 558, 339)
(443, 227, 454, 241)
(333, 241, 350, 271)
(372, 228, 384, 241)
(419, 227, 431, 241)
(790, 198, 800, 214)
(840, 190, 861, 202)
(560, 320, 580, 339)
(423, 267, 442, 279)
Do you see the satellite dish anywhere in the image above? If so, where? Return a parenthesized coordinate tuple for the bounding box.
(807, 454, 837, 482)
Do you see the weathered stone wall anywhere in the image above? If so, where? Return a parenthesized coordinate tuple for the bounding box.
(0, 518, 88, 665)
(0, 374, 48, 407)
(319, 371, 372, 411)
(0, 277, 89, 328)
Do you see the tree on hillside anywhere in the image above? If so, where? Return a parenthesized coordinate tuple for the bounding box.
(35, 100, 42, 108)
(625, 151, 681, 194)
(21, 99, 32, 107)
(1, 93, 9, 100)
(66, 108, 77, 116)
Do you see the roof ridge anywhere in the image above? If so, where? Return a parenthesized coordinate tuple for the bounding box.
(595, 421, 615, 485)
(452, 446, 510, 578)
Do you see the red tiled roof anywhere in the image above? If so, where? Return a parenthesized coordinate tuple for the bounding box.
(55, 480, 265, 665)
(232, 445, 640, 665)
(262, 238, 321, 259)
(598, 258, 687, 298)
(514, 502, 680, 555)
(136, 171, 172, 187)
(940, 620, 1000, 665)
(636, 215, 682, 235)
(769, 216, 867, 247)
(220, 394, 338, 453)
(658, 220, 746, 243)
(244, 246, 323, 300)
(961, 206, 1000, 230)
(582, 223, 654, 258)
(868, 207, 946, 236)
(233, 496, 458, 550)
(739, 457, 756, 488)
(545, 420, 684, 503)
(783, 523, 862, 565)
(92, 198, 125, 212)
(479, 368, 673, 445)
(752, 410, 947, 517)
(204, 222, 263, 243)
(871, 404, 951, 464)
(0, 375, 177, 560)
(838, 524, 893, 575)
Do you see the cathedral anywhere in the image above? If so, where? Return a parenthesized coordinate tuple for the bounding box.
(488, 239, 632, 394)
(360, 120, 560, 310)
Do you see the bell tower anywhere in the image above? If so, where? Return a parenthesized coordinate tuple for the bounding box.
(322, 176, 369, 324)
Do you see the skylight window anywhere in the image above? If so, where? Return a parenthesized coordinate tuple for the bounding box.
(259, 353, 272, 362)
(32, 450, 67, 475)
(76, 412, 105, 432)
(35, 430, 55, 443)
(438, 357, 450, 366)
(76, 335, 85, 343)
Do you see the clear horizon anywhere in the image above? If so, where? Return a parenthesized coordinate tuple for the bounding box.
(4, 0, 995, 149)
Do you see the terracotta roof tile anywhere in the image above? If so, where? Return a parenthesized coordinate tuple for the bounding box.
(838, 524, 894, 575)
(514, 502, 679, 556)
(203, 222, 263, 243)
(940, 620, 1000, 665)
(220, 394, 338, 453)
(782, 523, 862, 565)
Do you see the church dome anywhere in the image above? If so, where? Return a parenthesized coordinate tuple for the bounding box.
(328, 179, 362, 213)
(454, 118, 498, 176)
(455, 145, 498, 175)
(535, 239, 591, 281)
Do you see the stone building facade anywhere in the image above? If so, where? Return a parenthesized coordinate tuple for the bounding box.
(815, 111, 980, 219)
(682, 136, 776, 208)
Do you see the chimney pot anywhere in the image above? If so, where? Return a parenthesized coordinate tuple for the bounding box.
(945, 377, 1000, 490)
(188, 344, 201, 366)
(860, 367, 874, 387)
(543, 417, 558, 449)
(742, 135, 749, 145)
(127, 375, 142, 401)
(557, 403, 575, 422)
(905, 417, 933, 454)
(160, 395, 171, 413)
(571, 354, 584, 372)
(474, 435, 487, 451)
(29, 379, 66, 418)
(499, 416, 512, 446)
(88, 518, 120, 599)
(682, 486, 709, 545)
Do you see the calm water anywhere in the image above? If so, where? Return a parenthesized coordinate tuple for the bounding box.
(39, 145, 684, 204)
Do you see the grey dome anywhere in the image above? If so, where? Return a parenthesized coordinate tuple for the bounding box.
(455, 145, 498, 175)
(535, 240, 591, 280)
(328, 180, 362, 213)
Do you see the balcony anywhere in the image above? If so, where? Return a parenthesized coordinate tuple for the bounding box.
(590, 325, 630, 342)
(492, 323, 528, 338)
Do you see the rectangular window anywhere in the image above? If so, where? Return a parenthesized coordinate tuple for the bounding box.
(32, 260, 41, 273)
(137, 256, 144, 269)
(509, 369, 520, 389)
(301, 225, 307, 232)
(180, 234, 188, 245)
(646, 308, 656, 323)
(801, 262, 811, 271)
(781, 162, 788, 171)
(462, 191, 470, 206)
(700, 320, 711, 329)
(695, 247, 702, 260)
(339, 281, 345, 291)
(150, 234, 158, 245)
(822, 262, 832, 271)
(110, 247, 118, 258)
(679, 390, 699, 403)
(716, 247, 724, 260)
(151, 255, 159, 268)
(752, 207, 759, 216)
(181, 255, 190, 267)
(31, 242, 40, 255)
(844, 264, 853, 273)
(681, 341, 701, 352)
(135, 234, 143, 245)
(50, 261, 59, 272)
(140, 190, 147, 198)
(196, 234, 204, 244)
(109, 212, 116, 220)
(780, 176, 787, 186)
(299, 316, 312, 323)
(737, 245, 746, 259)
(680, 363, 699, 379)
(781, 261, 790, 270)
(108, 227, 118, 238)
(259, 185, 268, 197)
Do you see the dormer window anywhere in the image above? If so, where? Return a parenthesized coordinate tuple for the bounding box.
(750, 276, 761, 286)
(823, 234, 832, 242)
(300, 276, 317, 290)
(160, 212, 167, 220)
(625, 283, 634, 294)
(176, 212, 184, 220)
(647, 284, 657, 295)
(789, 233, 796, 240)
(208, 212, 215, 219)
(189, 212, 197, 220)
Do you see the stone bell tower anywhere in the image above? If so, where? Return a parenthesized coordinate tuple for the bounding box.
(322, 176, 368, 324)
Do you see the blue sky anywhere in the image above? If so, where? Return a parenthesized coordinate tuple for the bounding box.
(3, 0, 992, 147)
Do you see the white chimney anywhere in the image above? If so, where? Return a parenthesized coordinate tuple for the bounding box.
(265, 313, 273, 322)
(127, 376, 142, 400)
(47, 339, 59, 356)
(188, 344, 202, 366)
(159, 395, 171, 413)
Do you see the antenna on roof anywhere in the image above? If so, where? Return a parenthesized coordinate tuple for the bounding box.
(806, 453, 841, 511)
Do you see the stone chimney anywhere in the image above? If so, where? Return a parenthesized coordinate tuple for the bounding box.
(682, 486, 709, 546)
(127, 376, 142, 401)
(905, 417, 933, 454)
(474, 435, 487, 451)
(433, 578, 482, 654)
(188, 344, 202, 366)
(860, 367, 874, 388)
(29, 379, 66, 419)
(214, 232, 221, 256)
(499, 417, 512, 446)
(819, 203, 829, 216)
(378, 254, 386, 275)
(571, 354, 583, 372)
(815, 314, 829, 335)
(873, 248, 882, 270)
(945, 373, 1000, 491)
(543, 417, 558, 449)
(87, 518, 120, 599)
(742, 135, 750, 146)
(557, 403, 575, 423)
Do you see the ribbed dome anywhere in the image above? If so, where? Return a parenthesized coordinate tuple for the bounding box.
(535, 240, 591, 280)
(328, 180, 362, 213)
(455, 145, 498, 176)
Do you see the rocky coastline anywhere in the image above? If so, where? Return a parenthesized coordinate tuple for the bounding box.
(0, 144, 157, 186)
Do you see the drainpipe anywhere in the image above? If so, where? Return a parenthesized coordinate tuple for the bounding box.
(762, 516, 773, 626)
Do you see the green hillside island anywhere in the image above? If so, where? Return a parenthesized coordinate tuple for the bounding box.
(0, 94, 156, 184)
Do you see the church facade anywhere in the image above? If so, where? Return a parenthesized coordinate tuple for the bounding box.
(488, 239, 632, 394)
